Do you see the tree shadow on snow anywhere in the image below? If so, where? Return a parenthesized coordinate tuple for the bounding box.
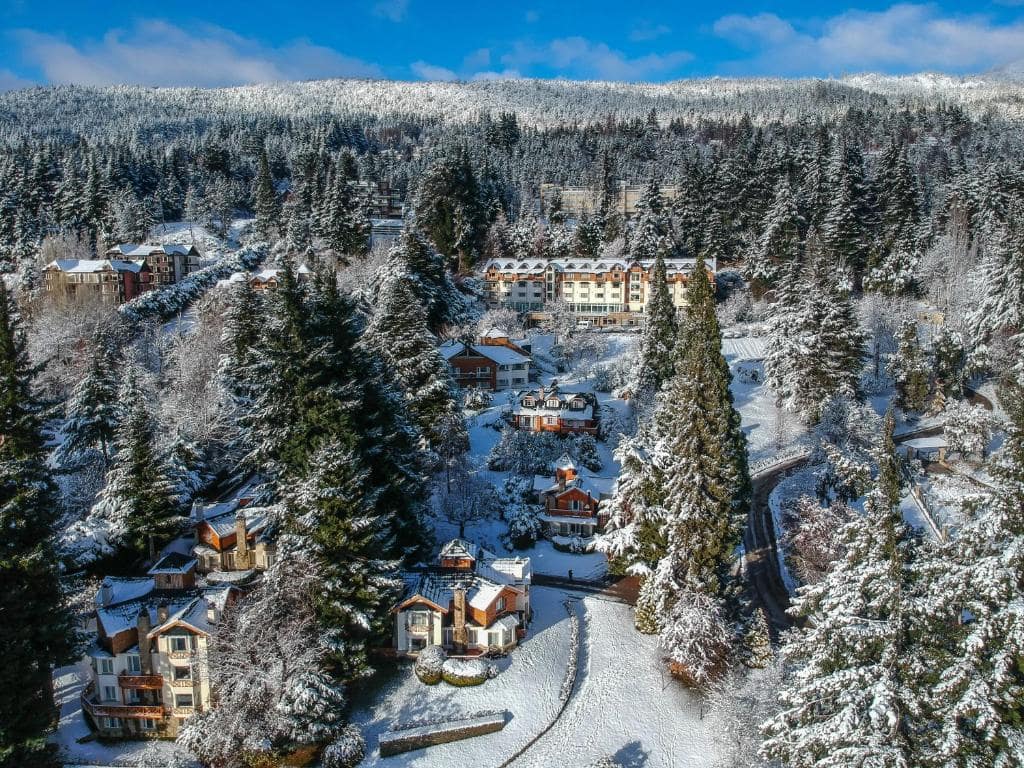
(611, 739, 650, 767)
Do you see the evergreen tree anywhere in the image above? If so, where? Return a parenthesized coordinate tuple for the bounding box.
(742, 607, 773, 669)
(90, 369, 181, 560)
(890, 320, 931, 413)
(362, 275, 468, 462)
(0, 281, 74, 768)
(646, 255, 749, 597)
(746, 177, 804, 296)
(283, 440, 403, 681)
(319, 169, 369, 258)
(254, 145, 280, 241)
(820, 141, 872, 287)
(635, 249, 677, 396)
(57, 333, 120, 468)
(629, 179, 668, 262)
(925, 390, 1024, 767)
(761, 427, 925, 768)
(413, 151, 488, 272)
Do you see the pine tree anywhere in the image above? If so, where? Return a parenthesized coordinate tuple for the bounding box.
(635, 248, 677, 396)
(319, 169, 369, 258)
(283, 440, 403, 681)
(742, 607, 773, 669)
(90, 369, 181, 560)
(413, 151, 488, 272)
(925, 390, 1024, 766)
(57, 333, 120, 468)
(639, 256, 750, 648)
(890, 320, 931, 413)
(0, 281, 74, 768)
(761, 428, 925, 767)
(629, 179, 668, 262)
(362, 274, 468, 462)
(254, 145, 280, 241)
(746, 177, 803, 296)
(820, 141, 872, 287)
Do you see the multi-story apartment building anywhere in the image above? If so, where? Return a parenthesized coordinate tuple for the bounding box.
(106, 244, 201, 288)
(82, 554, 238, 739)
(540, 182, 680, 219)
(43, 258, 153, 304)
(482, 256, 715, 327)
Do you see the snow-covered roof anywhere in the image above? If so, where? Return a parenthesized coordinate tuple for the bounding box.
(556, 453, 576, 471)
(902, 436, 948, 450)
(439, 538, 479, 561)
(540, 512, 598, 526)
(96, 576, 155, 609)
(253, 265, 312, 280)
(45, 258, 144, 274)
(202, 505, 271, 539)
(533, 473, 615, 499)
(147, 552, 196, 575)
(482, 256, 710, 277)
(107, 243, 198, 258)
(482, 327, 509, 339)
(439, 339, 531, 366)
(146, 596, 213, 638)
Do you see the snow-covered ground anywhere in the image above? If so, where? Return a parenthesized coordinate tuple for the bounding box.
(50, 664, 198, 768)
(351, 586, 726, 767)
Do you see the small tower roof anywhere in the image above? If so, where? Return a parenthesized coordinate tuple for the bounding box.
(555, 453, 576, 471)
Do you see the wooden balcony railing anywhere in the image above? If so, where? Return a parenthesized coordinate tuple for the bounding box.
(81, 695, 165, 720)
(118, 673, 164, 690)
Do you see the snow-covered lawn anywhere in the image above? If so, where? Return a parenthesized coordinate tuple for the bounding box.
(50, 664, 198, 768)
(351, 586, 726, 767)
(350, 587, 574, 766)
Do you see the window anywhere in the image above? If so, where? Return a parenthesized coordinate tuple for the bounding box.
(546, 398, 560, 408)
(102, 685, 117, 702)
(496, 596, 506, 612)
(126, 655, 141, 673)
(522, 397, 535, 407)
(102, 717, 120, 729)
(174, 694, 194, 708)
(409, 612, 429, 627)
(570, 500, 581, 511)
(98, 658, 114, 675)
(571, 399, 584, 410)
(172, 666, 191, 681)
(169, 637, 189, 653)
(544, 416, 558, 426)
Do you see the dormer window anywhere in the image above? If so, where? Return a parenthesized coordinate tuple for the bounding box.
(546, 398, 560, 408)
(523, 397, 535, 407)
(571, 399, 584, 410)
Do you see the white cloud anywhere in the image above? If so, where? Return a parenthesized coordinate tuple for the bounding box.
(503, 36, 692, 81)
(373, 0, 409, 22)
(0, 68, 34, 91)
(629, 22, 672, 42)
(463, 48, 491, 70)
(12, 20, 382, 87)
(714, 4, 1024, 75)
(410, 61, 458, 81)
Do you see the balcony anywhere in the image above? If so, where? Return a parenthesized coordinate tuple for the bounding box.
(170, 677, 195, 688)
(81, 694, 165, 720)
(118, 673, 164, 690)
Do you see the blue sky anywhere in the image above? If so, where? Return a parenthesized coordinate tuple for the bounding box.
(1, 0, 1023, 89)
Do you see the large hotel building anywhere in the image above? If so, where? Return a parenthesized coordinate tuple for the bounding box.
(481, 256, 715, 327)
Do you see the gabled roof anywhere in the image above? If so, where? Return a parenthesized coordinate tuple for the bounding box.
(46, 258, 144, 274)
(200, 505, 270, 539)
(440, 339, 531, 366)
(556, 453, 576, 471)
(147, 552, 197, 575)
(439, 538, 479, 562)
(107, 243, 199, 258)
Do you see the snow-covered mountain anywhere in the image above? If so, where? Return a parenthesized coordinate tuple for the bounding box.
(1, 72, 1022, 140)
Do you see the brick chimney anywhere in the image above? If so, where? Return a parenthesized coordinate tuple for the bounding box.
(452, 586, 468, 650)
(234, 510, 249, 569)
(137, 607, 153, 674)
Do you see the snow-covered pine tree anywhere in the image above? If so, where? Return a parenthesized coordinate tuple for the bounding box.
(746, 176, 803, 296)
(820, 141, 872, 288)
(254, 145, 280, 242)
(924, 390, 1024, 767)
(319, 167, 369, 259)
(761, 415, 926, 768)
(742, 606, 773, 669)
(777, 234, 866, 422)
(362, 274, 467, 463)
(0, 280, 74, 767)
(641, 256, 749, 641)
(57, 332, 120, 469)
(90, 368, 182, 561)
(628, 179, 668, 262)
(282, 439, 403, 682)
(890, 320, 931, 413)
(634, 248, 677, 397)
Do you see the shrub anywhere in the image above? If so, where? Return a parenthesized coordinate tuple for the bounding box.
(505, 503, 543, 549)
(464, 388, 493, 411)
(441, 658, 495, 686)
(414, 645, 447, 685)
(321, 726, 366, 768)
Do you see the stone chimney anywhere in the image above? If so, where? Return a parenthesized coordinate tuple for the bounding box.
(452, 586, 468, 650)
(157, 600, 169, 624)
(234, 510, 249, 569)
(137, 607, 152, 674)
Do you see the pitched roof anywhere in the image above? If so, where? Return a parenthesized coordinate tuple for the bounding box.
(439, 538, 479, 561)
(46, 258, 144, 274)
(107, 243, 198, 258)
(439, 339, 530, 366)
(147, 552, 197, 575)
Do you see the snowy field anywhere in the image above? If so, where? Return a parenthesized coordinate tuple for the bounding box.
(351, 586, 726, 767)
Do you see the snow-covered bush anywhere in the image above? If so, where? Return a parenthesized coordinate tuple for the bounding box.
(414, 645, 447, 685)
(782, 495, 855, 584)
(944, 400, 997, 459)
(505, 503, 543, 549)
(661, 591, 732, 689)
(441, 658, 495, 686)
(734, 363, 761, 385)
(322, 726, 366, 768)
(552, 534, 591, 553)
(464, 388, 493, 411)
